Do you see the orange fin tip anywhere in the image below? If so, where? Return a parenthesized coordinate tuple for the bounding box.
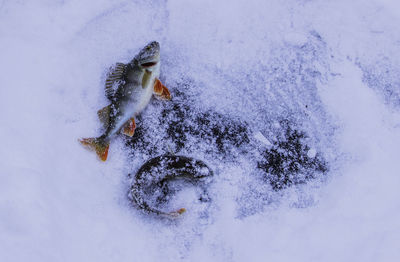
(154, 78, 171, 100)
(79, 138, 110, 161)
(122, 118, 136, 137)
(167, 208, 186, 218)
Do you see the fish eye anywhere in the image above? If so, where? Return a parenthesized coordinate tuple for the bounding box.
(146, 45, 151, 50)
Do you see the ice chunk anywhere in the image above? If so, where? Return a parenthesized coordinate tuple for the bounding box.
(254, 131, 272, 146)
(307, 148, 317, 158)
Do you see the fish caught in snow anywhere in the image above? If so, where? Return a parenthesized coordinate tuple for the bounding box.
(79, 41, 171, 161)
(129, 154, 213, 218)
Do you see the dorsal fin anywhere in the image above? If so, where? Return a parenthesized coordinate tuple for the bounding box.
(105, 62, 126, 100)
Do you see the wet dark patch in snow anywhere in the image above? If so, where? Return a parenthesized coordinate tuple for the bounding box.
(257, 120, 328, 190)
(162, 93, 250, 155)
(125, 87, 250, 159)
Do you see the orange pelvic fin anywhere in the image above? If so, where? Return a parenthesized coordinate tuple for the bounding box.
(79, 138, 110, 161)
(122, 118, 136, 137)
(153, 78, 171, 100)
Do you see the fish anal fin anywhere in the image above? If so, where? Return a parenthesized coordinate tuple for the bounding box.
(79, 138, 110, 161)
(153, 78, 171, 100)
(122, 118, 136, 137)
(97, 105, 111, 128)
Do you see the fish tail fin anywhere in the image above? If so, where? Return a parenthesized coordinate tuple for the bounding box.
(79, 137, 110, 161)
(165, 208, 186, 218)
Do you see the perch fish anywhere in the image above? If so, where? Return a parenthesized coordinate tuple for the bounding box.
(79, 41, 171, 161)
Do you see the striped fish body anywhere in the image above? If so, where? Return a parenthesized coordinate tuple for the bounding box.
(79, 41, 170, 161)
(104, 61, 160, 139)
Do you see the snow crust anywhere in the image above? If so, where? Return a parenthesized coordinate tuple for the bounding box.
(1, 0, 400, 261)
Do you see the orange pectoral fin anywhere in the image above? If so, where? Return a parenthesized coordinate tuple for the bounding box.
(153, 78, 163, 94)
(153, 78, 171, 100)
(122, 118, 136, 137)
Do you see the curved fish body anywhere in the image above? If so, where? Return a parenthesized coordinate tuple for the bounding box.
(129, 154, 213, 218)
(80, 41, 171, 161)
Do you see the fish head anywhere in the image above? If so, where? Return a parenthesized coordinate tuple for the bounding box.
(134, 41, 160, 71)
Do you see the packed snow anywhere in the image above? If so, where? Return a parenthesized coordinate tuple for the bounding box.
(1, 0, 400, 261)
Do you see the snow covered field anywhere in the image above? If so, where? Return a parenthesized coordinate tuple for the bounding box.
(1, 0, 400, 261)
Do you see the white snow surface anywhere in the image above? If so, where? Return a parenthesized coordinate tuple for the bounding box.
(1, 0, 400, 261)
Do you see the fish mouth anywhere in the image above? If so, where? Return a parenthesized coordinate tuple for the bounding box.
(141, 61, 158, 68)
(136, 41, 160, 67)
